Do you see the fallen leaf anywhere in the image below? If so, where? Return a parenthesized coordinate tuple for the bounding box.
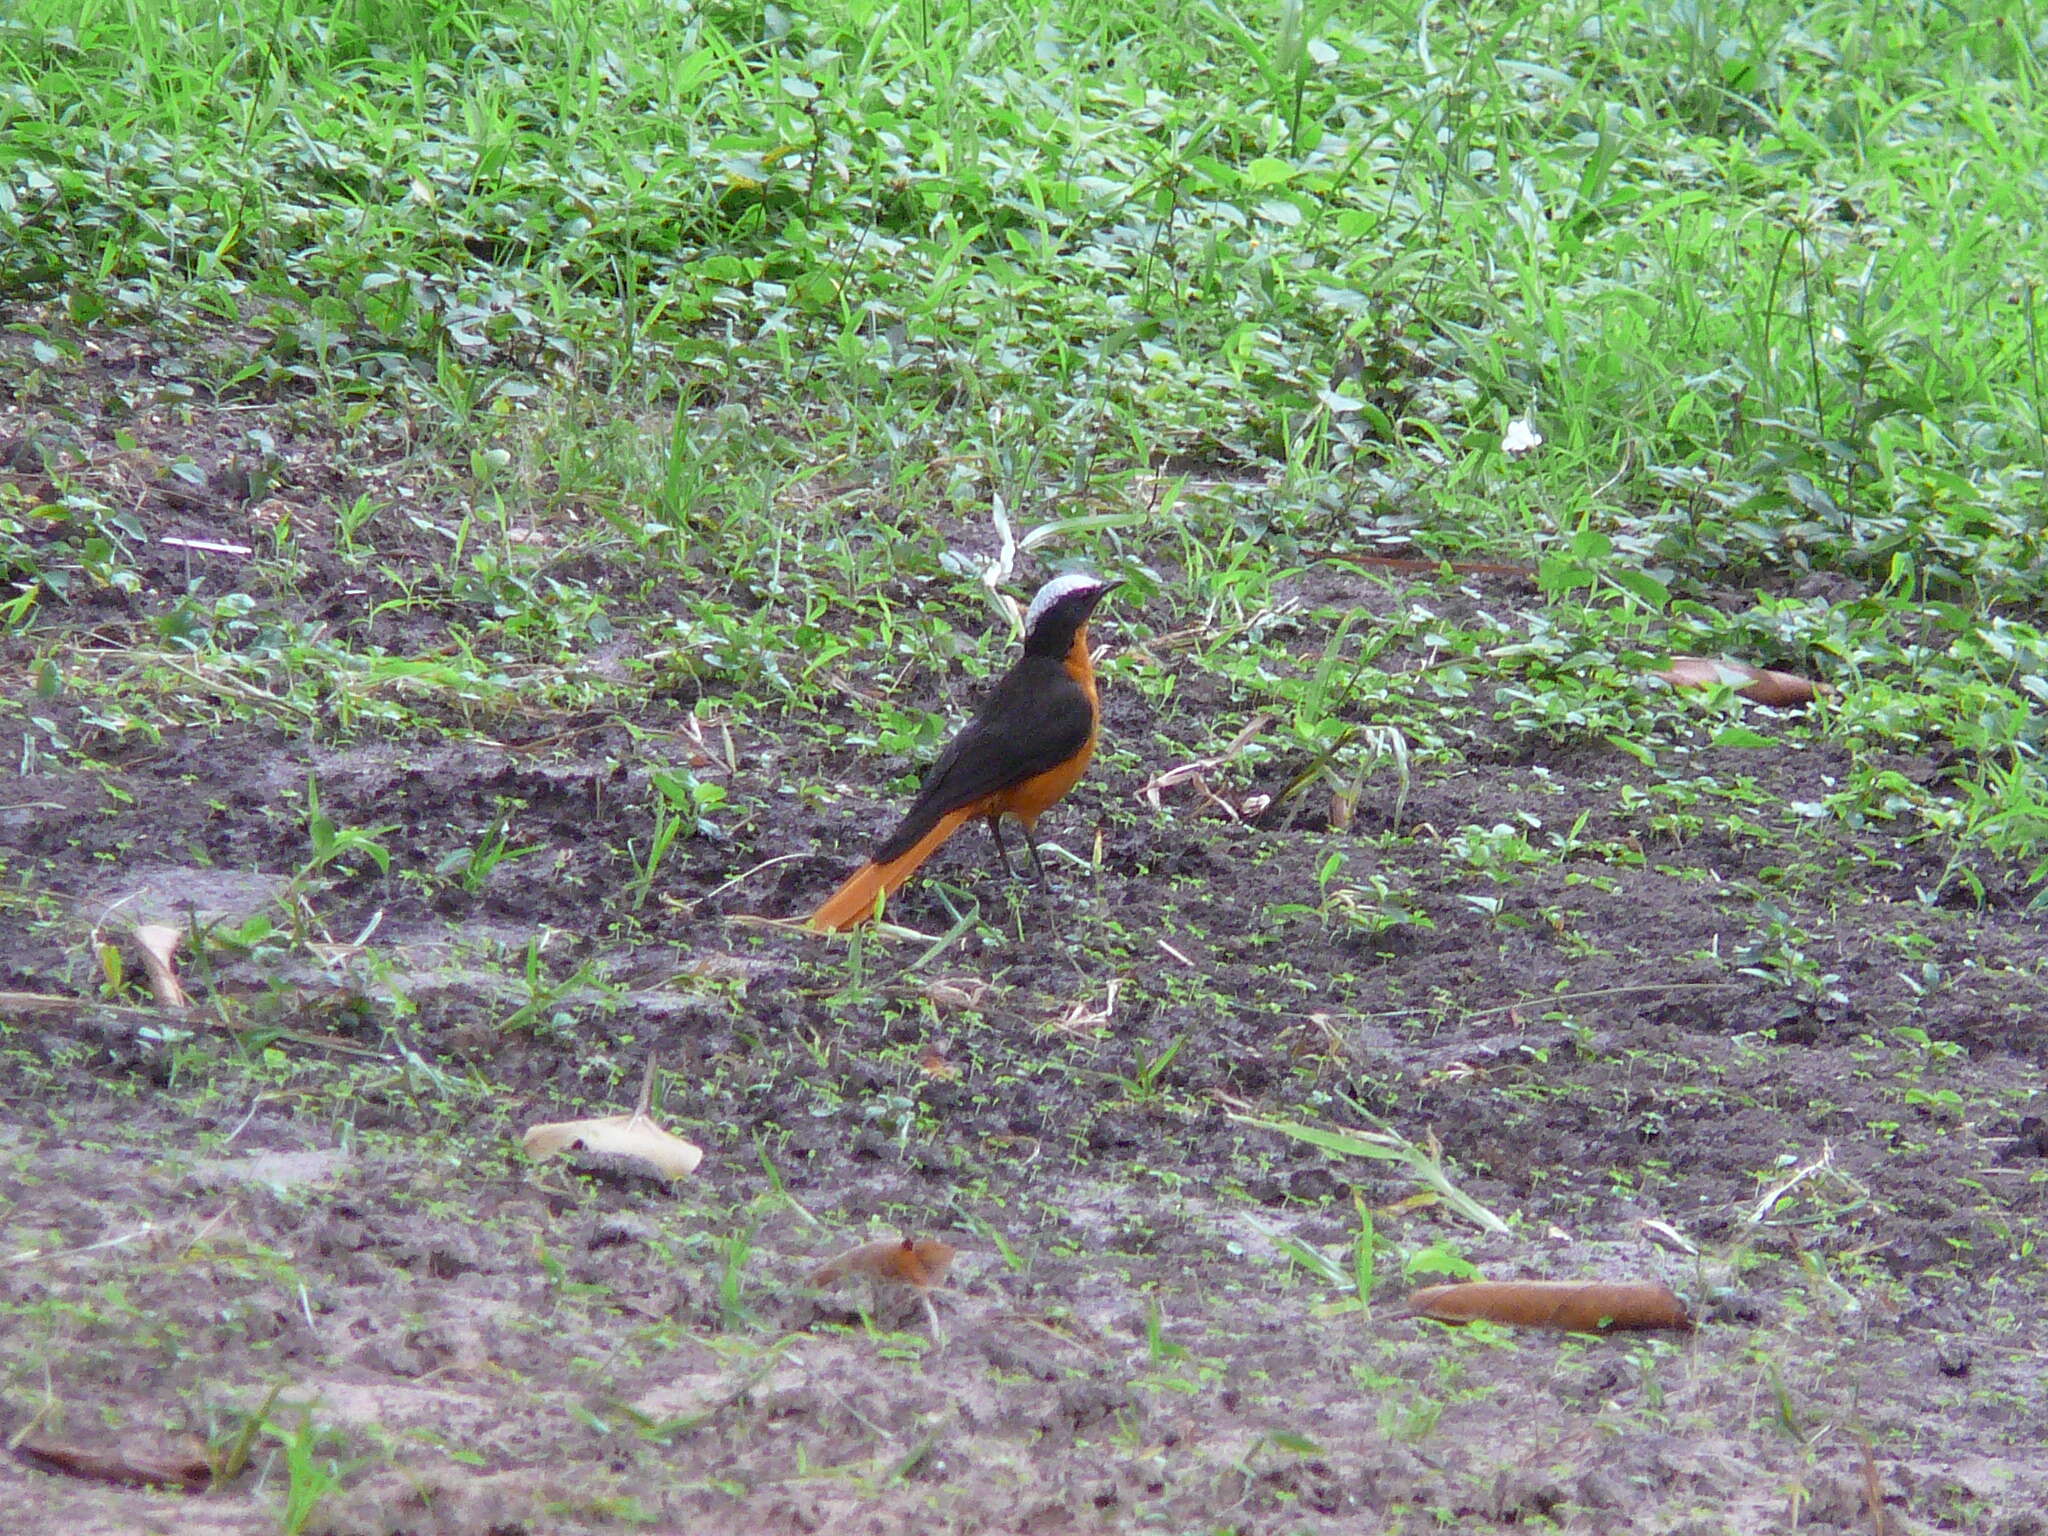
(1045, 978, 1122, 1037)
(522, 1057, 702, 1181)
(16, 1435, 212, 1490)
(809, 1236, 957, 1293)
(1638, 1218, 1699, 1256)
(1328, 787, 1355, 831)
(1651, 657, 1830, 707)
(131, 923, 187, 1009)
(1402, 1279, 1693, 1333)
(522, 1113, 702, 1181)
(920, 977, 991, 1012)
(1138, 714, 1271, 820)
(82, 868, 290, 1011)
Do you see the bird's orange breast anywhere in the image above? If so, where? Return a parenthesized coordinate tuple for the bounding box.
(989, 624, 1099, 824)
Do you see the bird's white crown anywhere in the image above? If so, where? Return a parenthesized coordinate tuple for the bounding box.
(1024, 572, 1110, 636)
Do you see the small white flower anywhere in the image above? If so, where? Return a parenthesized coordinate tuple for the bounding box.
(1502, 417, 1544, 457)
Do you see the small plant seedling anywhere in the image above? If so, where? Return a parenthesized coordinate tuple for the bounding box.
(270, 1411, 352, 1536)
(290, 776, 396, 895)
(1117, 1033, 1187, 1107)
(436, 814, 543, 891)
(625, 769, 725, 909)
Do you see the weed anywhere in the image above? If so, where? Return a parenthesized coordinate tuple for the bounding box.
(1116, 1033, 1188, 1109)
(625, 769, 725, 909)
(288, 775, 396, 895)
(271, 1411, 349, 1536)
(436, 807, 543, 892)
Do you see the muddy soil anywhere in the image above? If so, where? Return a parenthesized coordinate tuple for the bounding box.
(4, 335, 2047, 1535)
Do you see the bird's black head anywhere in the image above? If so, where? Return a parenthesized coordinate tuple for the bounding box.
(1020, 572, 1116, 658)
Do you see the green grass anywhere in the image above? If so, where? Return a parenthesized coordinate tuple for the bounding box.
(15, 0, 2044, 870)
(7, 0, 2044, 572)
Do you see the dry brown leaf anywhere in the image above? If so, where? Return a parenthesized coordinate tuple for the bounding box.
(1402, 1279, 1693, 1333)
(809, 1236, 957, 1294)
(1638, 1218, 1699, 1256)
(131, 923, 187, 1009)
(1138, 714, 1272, 821)
(83, 868, 289, 1012)
(920, 977, 992, 1012)
(521, 1058, 702, 1181)
(15, 1435, 212, 1491)
(1044, 978, 1121, 1037)
(520, 1114, 702, 1179)
(1651, 657, 1830, 707)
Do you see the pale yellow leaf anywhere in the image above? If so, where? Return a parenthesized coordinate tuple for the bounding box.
(522, 1111, 703, 1180)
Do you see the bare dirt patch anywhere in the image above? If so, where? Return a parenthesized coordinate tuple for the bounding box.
(5, 353, 2047, 1535)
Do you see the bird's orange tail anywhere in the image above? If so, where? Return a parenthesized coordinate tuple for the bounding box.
(809, 807, 977, 931)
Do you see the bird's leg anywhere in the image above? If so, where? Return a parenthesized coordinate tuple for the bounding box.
(985, 815, 1018, 880)
(1020, 821, 1051, 887)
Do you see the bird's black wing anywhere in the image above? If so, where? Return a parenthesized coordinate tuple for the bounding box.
(872, 657, 1093, 862)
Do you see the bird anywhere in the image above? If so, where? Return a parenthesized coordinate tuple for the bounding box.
(809, 572, 1116, 931)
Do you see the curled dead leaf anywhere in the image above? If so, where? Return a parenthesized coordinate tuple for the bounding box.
(1651, 657, 1830, 707)
(521, 1057, 702, 1181)
(1638, 1217, 1699, 1256)
(16, 1435, 212, 1491)
(1138, 715, 1271, 822)
(809, 1236, 957, 1294)
(131, 923, 187, 1009)
(1329, 788, 1356, 832)
(920, 977, 991, 1012)
(83, 868, 290, 1011)
(521, 1114, 702, 1181)
(1402, 1279, 1693, 1334)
